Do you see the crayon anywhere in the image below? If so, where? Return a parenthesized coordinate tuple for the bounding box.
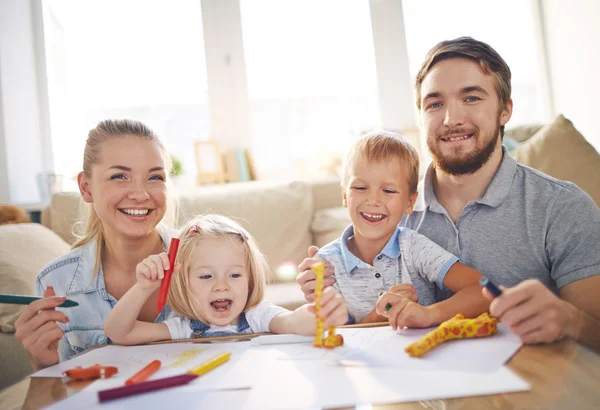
(157, 238, 180, 312)
(0, 294, 78, 308)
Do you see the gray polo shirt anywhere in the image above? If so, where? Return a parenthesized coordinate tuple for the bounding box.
(402, 148, 600, 300)
(317, 225, 458, 322)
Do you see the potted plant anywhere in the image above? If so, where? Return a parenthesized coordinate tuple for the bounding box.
(170, 155, 184, 187)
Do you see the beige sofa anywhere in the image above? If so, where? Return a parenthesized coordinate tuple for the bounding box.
(1, 114, 598, 390)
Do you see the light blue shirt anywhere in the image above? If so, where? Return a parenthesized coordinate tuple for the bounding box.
(402, 148, 600, 301)
(36, 235, 174, 361)
(317, 225, 458, 323)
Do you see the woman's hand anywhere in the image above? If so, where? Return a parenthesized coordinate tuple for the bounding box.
(14, 286, 68, 370)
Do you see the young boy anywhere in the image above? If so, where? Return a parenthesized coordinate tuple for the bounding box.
(316, 131, 489, 328)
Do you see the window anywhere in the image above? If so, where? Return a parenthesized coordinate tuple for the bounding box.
(240, 0, 381, 179)
(42, 0, 208, 189)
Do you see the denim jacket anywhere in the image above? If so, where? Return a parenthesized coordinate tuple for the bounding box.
(36, 236, 173, 361)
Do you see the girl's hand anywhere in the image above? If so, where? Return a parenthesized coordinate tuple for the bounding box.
(388, 283, 419, 303)
(14, 286, 68, 370)
(309, 287, 349, 327)
(376, 291, 435, 330)
(136, 253, 171, 291)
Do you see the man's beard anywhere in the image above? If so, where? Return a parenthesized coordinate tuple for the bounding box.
(428, 123, 501, 176)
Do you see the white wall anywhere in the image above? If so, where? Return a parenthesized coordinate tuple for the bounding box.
(0, 0, 52, 204)
(541, 0, 600, 151)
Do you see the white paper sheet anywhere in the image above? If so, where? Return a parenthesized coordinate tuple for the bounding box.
(37, 325, 529, 409)
(44, 350, 265, 410)
(260, 324, 522, 373)
(242, 350, 530, 410)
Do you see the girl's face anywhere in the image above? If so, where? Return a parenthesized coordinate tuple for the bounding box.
(78, 136, 168, 241)
(188, 236, 250, 327)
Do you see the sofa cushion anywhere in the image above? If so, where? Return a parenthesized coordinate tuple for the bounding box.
(45, 191, 82, 244)
(178, 180, 314, 278)
(511, 114, 600, 206)
(0, 223, 70, 332)
(311, 207, 351, 248)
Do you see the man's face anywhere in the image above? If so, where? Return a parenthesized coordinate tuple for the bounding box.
(419, 58, 512, 175)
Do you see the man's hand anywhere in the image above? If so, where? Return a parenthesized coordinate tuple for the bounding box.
(376, 291, 436, 330)
(483, 279, 575, 344)
(296, 246, 335, 302)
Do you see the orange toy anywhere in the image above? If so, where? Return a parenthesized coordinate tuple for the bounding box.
(313, 263, 343, 349)
(405, 313, 497, 357)
(62, 364, 119, 380)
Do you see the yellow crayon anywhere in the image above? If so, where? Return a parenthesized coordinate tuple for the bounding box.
(187, 352, 231, 376)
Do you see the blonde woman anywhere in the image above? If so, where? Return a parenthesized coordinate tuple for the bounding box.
(105, 214, 348, 343)
(15, 119, 177, 369)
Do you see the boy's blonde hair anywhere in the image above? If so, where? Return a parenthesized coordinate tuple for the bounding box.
(72, 119, 178, 279)
(341, 130, 420, 194)
(167, 214, 269, 321)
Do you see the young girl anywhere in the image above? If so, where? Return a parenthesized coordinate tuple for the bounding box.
(105, 214, 348, 343)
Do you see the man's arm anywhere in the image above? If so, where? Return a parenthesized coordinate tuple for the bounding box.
(485, 277, 600, 352)
(560, 276, 600, 351)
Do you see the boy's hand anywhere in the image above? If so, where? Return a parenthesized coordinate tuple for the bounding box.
(388, 284, 419, 303)
(308, 287, 349, 327)
(296, 246, 336, 302)
(136, 253, 179, 291)
(376, 292, 435, 330)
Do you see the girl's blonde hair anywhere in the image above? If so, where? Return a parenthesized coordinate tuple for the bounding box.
(167, 214, 269, 321)
(72, 119, 178, 277)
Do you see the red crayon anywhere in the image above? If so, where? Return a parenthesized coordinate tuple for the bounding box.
(157, 238, 180, 313)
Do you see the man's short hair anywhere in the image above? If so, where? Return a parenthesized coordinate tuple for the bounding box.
(341, 130, 420, 194)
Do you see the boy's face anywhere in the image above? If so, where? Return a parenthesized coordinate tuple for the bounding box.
(188, 236, 250, 327)
(419, 58, 512, 175)
(342, 156, 417, 249)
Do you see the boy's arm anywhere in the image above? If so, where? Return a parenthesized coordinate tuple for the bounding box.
(104, 283, 171, 345)
(432, 262, 490, 323)
(359, 284, 418, 324)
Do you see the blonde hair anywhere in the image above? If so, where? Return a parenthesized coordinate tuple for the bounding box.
(415, 36, 512, 137)
(341, 130, 420, 194)
(167, 214, 269, 321)
(72, 119, 178, 278)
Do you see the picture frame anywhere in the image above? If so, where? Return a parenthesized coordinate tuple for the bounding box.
(194, 140, 226, 185)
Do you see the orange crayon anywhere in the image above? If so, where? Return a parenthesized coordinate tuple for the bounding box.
(125, 360, 162, 386)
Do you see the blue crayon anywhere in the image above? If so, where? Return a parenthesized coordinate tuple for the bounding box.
(480, 277, 502, 298)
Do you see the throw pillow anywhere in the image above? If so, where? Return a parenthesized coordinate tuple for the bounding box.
(511, 114, 600, 206)
(311, 207, 351, 248)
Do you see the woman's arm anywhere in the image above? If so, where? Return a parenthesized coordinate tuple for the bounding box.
(104, 283, 170, 345)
